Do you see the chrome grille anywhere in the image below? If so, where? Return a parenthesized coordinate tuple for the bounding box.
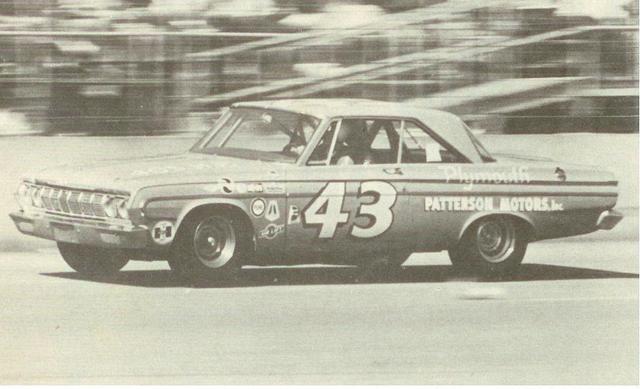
(78, 192, 94, 216)
(50, 188, 62, 212)
(41, 187, 53, 210)
(59, 190, 71, 213)
(67, 191, 82, 214)
(28, 184, 127, 220)
(91, 194, 106, 217)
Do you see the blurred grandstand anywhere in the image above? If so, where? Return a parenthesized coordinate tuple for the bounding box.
(0, 0, 637, 135)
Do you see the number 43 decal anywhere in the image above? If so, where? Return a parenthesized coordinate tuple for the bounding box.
(302, 181, 397, 239)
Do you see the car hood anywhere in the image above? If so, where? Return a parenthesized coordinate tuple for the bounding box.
(27, 153, 285, 193)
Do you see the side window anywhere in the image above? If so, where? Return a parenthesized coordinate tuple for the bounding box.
(327, 119, 403, 166)
(329, 119, 369, 166)
(400, 121, 462, 164)
(307, 118, 402, 165)
(368, 120, 401, 165)
(307, 120, 339, 165)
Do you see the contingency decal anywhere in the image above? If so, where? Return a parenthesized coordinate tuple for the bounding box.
(201, 178, 242, 194)
(302, 181, 397, 239)
(265, 200, 280, 222)
(151, 220, 174, 245)
(287, 205, 300, 225)
(264, 182, 286, 194)
(250, 198, 266, 217)
(259, 223, 285, 240)
(424, 196, 564, 212)
(247, 183, 264, 193)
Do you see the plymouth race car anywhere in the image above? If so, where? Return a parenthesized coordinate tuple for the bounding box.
(10, 99, 623, 280)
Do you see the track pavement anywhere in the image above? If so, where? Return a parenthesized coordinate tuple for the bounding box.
(0, 236, 637, 384)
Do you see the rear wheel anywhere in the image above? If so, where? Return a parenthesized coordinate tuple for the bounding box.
(170, 209, 250, 281)
(449, 216, 528, 278)
(57, 242, 129, 276)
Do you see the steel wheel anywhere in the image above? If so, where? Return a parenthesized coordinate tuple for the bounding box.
(170, 208, 250, 282)
(448, 216, 528, 278)
(193, 216, 237, 269)
(475, 218, 516, 264)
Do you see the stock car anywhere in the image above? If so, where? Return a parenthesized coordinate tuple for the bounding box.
(10, 99, 623, 280)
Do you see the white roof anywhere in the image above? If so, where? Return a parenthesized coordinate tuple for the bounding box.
(233, 99, 483, 162)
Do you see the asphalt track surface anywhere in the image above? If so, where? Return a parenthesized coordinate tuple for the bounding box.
(0, 237, 637, 384)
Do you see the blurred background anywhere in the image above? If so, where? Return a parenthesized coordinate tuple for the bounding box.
(0, 0, 637, 136)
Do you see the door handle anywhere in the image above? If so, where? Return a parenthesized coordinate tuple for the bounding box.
(383, 167, 403, 175)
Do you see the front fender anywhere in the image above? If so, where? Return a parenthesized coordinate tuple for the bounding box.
(138, 194, 250, 226)
(174, 198, 251, 230)
(134, 193, 252, 247)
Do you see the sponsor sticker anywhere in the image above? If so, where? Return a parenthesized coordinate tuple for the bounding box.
(264, 182, 286, 194)
(259, 223, 284, 240)
(247, 183, 264, 193)
(217, 177, 236, 194)
(265, 200, 280, 222)
(151, 220, 174, 245)
(250, 198, 266, 217)
(424, 196, 564, 212)
(288, 205, 300, 224)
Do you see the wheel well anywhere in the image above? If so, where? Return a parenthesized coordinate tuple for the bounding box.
(459, 214, 536, 243)
(176, 204, 255, 250)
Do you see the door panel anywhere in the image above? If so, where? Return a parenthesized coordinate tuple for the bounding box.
(285, 165, 413, 259)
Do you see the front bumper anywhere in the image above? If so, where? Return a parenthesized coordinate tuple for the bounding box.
(596, 209, 624, 230)
(10, 211, 148, 249)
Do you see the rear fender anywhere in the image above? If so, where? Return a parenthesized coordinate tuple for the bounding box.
(457, 211, 536, 242)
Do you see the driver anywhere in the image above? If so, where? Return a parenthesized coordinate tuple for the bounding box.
(333, 119, 371, 165)
(282, 134, 305, 158)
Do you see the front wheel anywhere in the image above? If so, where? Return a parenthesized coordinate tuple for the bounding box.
(57, 242, 129, 276)
(449, 216, 528, 279)
(169, 209, 250, 281)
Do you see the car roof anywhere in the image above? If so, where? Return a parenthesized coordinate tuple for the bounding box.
(232, 99, 483, 163)
(234, 98, 443, 119)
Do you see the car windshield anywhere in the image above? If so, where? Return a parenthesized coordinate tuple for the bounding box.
(191, 107, 321, 163)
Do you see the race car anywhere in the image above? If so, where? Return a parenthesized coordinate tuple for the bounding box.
(10, 99, 623, 280)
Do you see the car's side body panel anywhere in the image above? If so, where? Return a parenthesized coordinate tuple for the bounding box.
(9, 99, 623, 269)
(283, 165, 414, 261)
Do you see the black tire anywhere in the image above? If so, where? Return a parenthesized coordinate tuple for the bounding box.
(449, 216, 528, 279)
(169, 209, 250, 282)
(57, 242, 129, 276)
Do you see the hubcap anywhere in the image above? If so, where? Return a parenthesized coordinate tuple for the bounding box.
(475, 219, 516, 263)
(193, 216, 236, 269)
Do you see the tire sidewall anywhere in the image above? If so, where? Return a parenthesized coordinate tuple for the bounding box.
(171, 209, 249, 281)
(57, 242, 129, 276)
(450, 217, 527, 278)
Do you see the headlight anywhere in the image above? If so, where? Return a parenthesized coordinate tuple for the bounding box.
(102, 196, 118, 218)
(17, 183, 32, 208)
(116, 198, 129, 219)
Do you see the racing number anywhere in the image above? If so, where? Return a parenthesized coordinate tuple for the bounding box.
(302, 181, 397, 239)
(351, 181, 396, 238)
(303, 182, 349, 239)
